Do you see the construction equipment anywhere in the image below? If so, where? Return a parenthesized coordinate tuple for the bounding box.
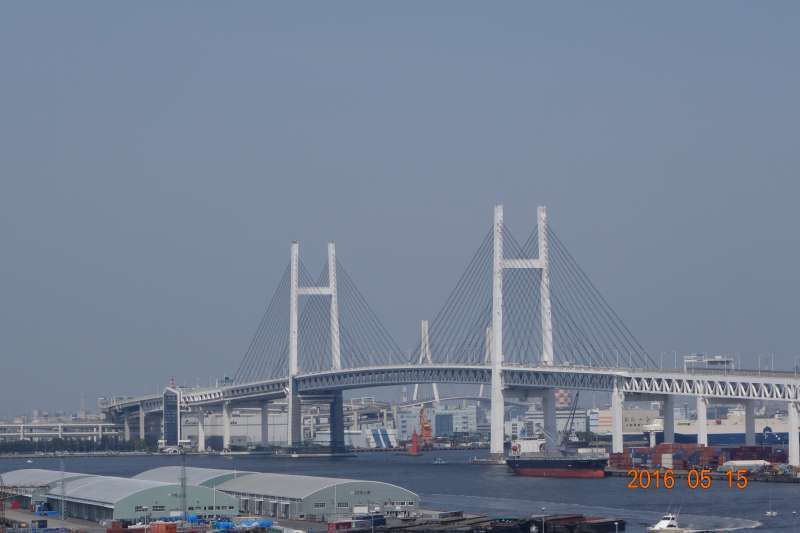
(418, 407, 432, 447)
(560, 391, 580, 450)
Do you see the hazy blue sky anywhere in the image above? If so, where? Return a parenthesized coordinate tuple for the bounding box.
(2, 3, 799, 413)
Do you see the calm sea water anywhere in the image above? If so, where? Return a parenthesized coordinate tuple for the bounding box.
(2, 450, 796, 532)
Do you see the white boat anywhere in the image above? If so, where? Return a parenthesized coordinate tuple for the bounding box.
(648, 512, 693, 532)
(433, 457, 447, 465)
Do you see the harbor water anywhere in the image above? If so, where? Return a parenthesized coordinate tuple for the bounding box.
(2, 449, 792, 532)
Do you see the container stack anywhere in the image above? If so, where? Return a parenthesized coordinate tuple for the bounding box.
(608, 452, 632, 469)
(149, 521, 178, 533)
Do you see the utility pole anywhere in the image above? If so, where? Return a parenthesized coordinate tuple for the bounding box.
(179, 447, 187, 522)
(60, 456, 65, 520)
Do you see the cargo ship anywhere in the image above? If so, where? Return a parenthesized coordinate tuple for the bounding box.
(506, 437, 608, 478)
(506, 392, 608, 478)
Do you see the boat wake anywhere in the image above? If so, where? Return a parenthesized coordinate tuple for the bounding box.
(422, 493, 762, 532)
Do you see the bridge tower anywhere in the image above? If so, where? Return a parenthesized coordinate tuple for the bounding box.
(288, 241, 342, 447)
(412, 320, 439, 403)
(490, 205, 555, 457)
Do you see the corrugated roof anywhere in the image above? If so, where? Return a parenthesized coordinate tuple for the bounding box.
(216, 472, 417, 500)
(45, 475, 173, 507)
(0, 469, 92, 487)
(133, 466, 252, 487)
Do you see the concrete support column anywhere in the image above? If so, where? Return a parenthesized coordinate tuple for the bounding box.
(542, 389, 558, 451)
(259, 402, 270, 447)
(138, 404, 145, 441)
(744, 400, 756, 446)
(97, 423, 103, 442)
(330, 392, 345, 452)
(156, 413, 164, 443)
(663, 395, 675, 444)
(611, 381, 624, 454)
(59, 423, 65, 440)
(788, 401, 799, 467)
(696, 396, 708, 447)
(287, 381, 302, 447)
(222, 402, 232, 450)
(196, 413, 206, 452)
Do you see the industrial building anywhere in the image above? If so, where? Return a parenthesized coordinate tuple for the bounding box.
(433, 404, 479, 436)
(0, 469, 238, 523)
(135, 467, 419, 522)
(132, 466, 242, 488)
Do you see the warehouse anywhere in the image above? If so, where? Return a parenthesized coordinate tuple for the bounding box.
(0, 468, 93, 508)
(0, 469, 238, 523)
(133, 466, 243, 488)
(136, 467, 419, 522)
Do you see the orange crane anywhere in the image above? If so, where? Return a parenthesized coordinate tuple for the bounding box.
(418, 406, 433, 447)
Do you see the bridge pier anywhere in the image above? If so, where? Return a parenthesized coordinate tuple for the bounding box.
(611, 381, 624, 454)
(489, 381, 505, 456)
(744, 400, 756, 446)
(788, 401, 799, 467)
(696, 396, 708, 447)
(330, 391, 345, 452)
(541, 389, 557, 451)
(196, 412, 206, 452)
(222, 401, 232, 450)
(287, 381, 302, 447)
(138, 403, 145, 441)
(260, 402, 270, 447)
(123, 417, 130, 442)
(663, 395, 675, 444)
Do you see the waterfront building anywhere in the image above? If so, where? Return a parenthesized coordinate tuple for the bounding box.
(432, 404, 478, 436)
(0, 469, 237, 522)
(395, 408, 422, 441)
(505, 405, 591, 440)
(135, 467, 419, 522)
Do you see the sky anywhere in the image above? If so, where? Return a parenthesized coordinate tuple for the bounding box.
(1, 2, 799, 413)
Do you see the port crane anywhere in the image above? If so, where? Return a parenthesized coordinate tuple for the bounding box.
(559, 392, 580, 451)
(418, 406, 432, 447)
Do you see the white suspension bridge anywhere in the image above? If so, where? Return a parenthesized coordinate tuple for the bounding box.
(102, 205, 800, 465)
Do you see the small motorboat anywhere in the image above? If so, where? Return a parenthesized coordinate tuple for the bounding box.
(648, 512, 691, 532)
(25, 459, 33, 464)
(433, 457, 447, 465)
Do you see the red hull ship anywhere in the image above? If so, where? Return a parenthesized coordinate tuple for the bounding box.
(506, 455, 607, 478)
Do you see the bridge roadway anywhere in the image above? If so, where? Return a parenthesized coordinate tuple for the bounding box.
(102, 363, 800, 464)
(0, 422, 121, 441)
